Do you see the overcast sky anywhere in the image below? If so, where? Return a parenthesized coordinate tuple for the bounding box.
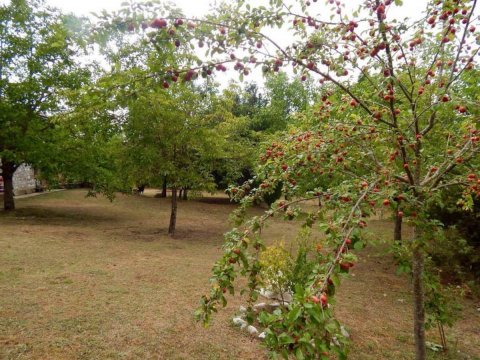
(45, 0, 214, 17)
(0, 0, 428, 20)
(41, 0, 431, 87)
(0, 0, 453, 88)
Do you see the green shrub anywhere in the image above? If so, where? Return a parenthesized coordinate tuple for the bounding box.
(426, 190, 480, 293)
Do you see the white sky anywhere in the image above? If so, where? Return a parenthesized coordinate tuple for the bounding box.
(36, 0, 430, 55)
(45, 0, 214, 17)
(0, 0, 441, 88)
(2, 0, 425, 20)
(44, 0, 429, 88)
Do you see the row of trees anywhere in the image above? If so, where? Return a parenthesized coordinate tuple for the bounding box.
(0, 0, 315, 234)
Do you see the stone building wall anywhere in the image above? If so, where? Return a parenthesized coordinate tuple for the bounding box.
(13, 164, 36, 195)
(0, 162, 36, 195)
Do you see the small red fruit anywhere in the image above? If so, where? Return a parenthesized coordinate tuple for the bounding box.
(320, 294, 328, 306)
(184, 69, 196, 81)
(383, 199, 390, 206)
(376, 4, 385, 14)
(151, 18, 167, 29)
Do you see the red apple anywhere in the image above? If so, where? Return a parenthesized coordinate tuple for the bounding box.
(151, 18, 167, 29)
(320, 294, 328, 306)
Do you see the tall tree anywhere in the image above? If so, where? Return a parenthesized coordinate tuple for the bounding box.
(121, 85, 224, 235)
(181, 1, 480, 359)
(251, 72, 315, 133)
(0, 0, 88, 210)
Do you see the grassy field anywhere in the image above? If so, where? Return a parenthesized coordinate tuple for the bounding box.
(0, 190, 478, 360)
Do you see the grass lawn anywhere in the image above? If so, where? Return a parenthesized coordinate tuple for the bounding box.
(0, 189, 478, 359)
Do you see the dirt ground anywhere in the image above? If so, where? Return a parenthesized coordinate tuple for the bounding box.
(0, 190, 478, 359)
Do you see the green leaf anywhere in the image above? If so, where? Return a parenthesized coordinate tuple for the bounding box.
(330, 273, 340, 287)
(307, 306, 323, 323)
(295, 348, 305, 360)
(278, 333, 294, 345)
(325, 321, 338, 334)
(354, 241, 365, 250)
(288, 306, 302, 322)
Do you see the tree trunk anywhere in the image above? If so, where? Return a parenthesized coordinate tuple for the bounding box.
(179, 188, 183, 199)
(394, 206, 402, 241)
(183, 188, 188, 200)
(412, 236, 426, 360)
(168, 187, 177, 236)
(161, 177, 167, 198)
(1, 160, 16, 211)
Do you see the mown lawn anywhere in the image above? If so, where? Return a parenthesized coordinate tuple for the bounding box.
(0, 190, 478, 359)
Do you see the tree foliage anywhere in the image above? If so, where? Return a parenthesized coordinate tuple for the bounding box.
(0, 0, 89, 209)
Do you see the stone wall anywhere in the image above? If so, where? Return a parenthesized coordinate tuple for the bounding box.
(12, 164, 36, 195)
(0, 164, 36, 195)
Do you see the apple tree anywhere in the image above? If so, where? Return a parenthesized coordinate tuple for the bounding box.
(98, 0, 478, 357)
(183, 0, 480, 359)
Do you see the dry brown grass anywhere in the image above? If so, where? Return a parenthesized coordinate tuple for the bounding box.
(0, 189, 478, 360)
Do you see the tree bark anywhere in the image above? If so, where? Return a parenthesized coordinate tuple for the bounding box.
(1, 160, 16, 211)
(412, 237, 426, 360)
(182, 188, 188, 200)
(168, 187, 177, 236)
(161, 177, 167, 198)
(394, 206, 402, 241)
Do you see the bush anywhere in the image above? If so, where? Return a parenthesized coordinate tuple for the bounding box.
(426, 190, 480, 292)
(259, 242, 292, 296)
(258, 230, 318, 297)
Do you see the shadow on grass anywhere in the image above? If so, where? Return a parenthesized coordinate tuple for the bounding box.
(0, 206, 119, 225)
(194, 196, 236, 205)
